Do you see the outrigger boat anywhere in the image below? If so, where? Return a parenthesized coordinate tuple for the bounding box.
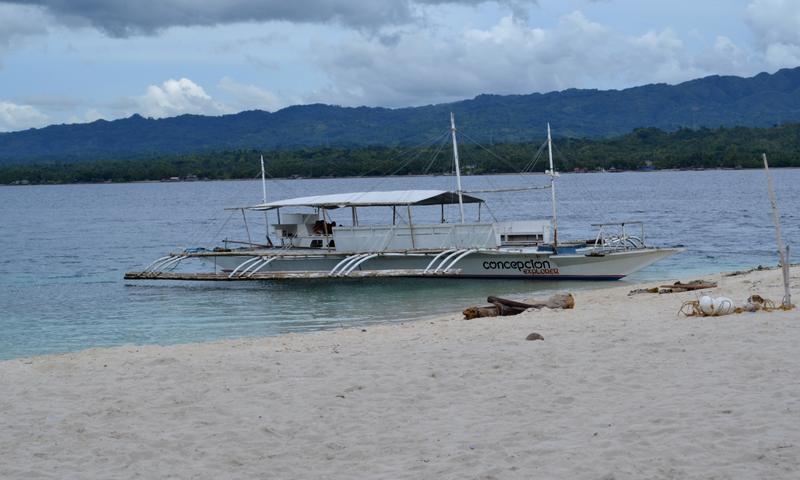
(125, 117, 681, 282)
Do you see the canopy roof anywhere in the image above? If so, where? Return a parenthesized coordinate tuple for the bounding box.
(243, 190, 484, 211)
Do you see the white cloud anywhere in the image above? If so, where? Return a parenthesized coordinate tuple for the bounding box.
(218, 77, 290, 112)
(0, 100, 49, 131)
(310, 11, 720, 107)
(746, 0, 800, 68)
(764, 42, 800, 67)
(746, 0, 800, 46)
(1, 1, 794, 127)
(136, 78, 231, 118)
(694, 36, 753, 75)
(626, 28, 692, 83)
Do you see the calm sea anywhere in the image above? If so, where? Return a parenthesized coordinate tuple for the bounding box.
(1, 170, 797, 360)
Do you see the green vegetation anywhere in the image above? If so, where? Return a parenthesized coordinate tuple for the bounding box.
(2, 123, 799, 185)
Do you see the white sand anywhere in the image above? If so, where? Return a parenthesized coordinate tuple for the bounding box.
(2, 267, 799, 479)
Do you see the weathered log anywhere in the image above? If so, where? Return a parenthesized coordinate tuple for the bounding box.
(628, 287, 660, 296)
(516, 293, 575, 310)
(462, 305, 500, 320)
(487, 296, 535, 309)
(489, 300, 527, 316)
(489, 293, 575, 310)
(631, 281, 717, 295)
(659, 281, 717, 291)
(463, 293, 574, 319)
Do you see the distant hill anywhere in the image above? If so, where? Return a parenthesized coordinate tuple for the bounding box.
(2, 67, 800, 164)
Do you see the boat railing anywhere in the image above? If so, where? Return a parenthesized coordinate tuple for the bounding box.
(589, 222, 647, 252)
(274, 233, 335, 249)
(332, 222, 498, 253)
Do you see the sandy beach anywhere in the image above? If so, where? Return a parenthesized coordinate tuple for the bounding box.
(2, 266, 799, 479)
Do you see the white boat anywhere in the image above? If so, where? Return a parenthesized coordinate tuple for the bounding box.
(126, 117, 681, 282)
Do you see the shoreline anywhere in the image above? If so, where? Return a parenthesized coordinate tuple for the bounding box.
(0, 265, 782, 363)
(3, 166, 800, 188)
(2, 266, 799, 478)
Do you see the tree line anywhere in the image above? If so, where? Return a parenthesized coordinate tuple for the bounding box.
(2, 123, 799, 185)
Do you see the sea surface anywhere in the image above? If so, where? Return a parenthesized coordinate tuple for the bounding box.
(1, 169, 798, 360)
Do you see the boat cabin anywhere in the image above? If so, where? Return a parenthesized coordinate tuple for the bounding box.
(242, 190, 552, 253)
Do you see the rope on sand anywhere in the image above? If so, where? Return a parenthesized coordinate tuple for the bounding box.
(679, 294, 785, 317)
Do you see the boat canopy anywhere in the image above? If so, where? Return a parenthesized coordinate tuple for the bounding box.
(242, 190, 485, 211)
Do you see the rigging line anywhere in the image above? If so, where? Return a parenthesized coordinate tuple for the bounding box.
(206, 209, 237, 246)
(452, 132, 522, 196)
(458, 130, 551, 206)
(521, 140, 548, 174)
(187, 171, 275, 248)
(395, 131, 451, 173)
(181, 171, 267, 250)
(321, 131, 450, 198)
(547, 138, 580, 222)
(550, 139, 613, 229)
(255, 130, 449, 195)
(363, 131, 452, 192)
(249, 131, 450, 194)
(174, 178, 234, 248)
(481, 201, 500, 222)
(458, 130, 538, 180)
(355, 130, 451, 179)
(520, 140, 547, 173)
(386, 139, 442, 176)
(181, 209, 222, 250)
(457, 130, 552, 216)
(421, 133, 451, 175)
(250, 166, 286, 197)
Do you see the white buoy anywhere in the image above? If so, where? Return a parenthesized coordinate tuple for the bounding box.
(699, 295, 714, 316)
(712, 296, 735, 316)
(698, 295, 735, 316)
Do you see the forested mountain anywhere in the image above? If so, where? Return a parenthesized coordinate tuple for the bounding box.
(2, 67, 800, 164)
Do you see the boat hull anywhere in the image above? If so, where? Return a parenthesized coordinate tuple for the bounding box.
(199, 247, 680, 280)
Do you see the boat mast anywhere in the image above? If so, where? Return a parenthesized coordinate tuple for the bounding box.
(547, 123, 558, 248)
(450, 112, 466, 224)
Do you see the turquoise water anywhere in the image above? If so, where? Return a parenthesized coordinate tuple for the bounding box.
(1, 170, 797, 360)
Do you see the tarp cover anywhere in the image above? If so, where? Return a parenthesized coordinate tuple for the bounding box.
(244, 190, 485, 210)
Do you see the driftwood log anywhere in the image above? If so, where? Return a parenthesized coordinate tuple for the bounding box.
(463, 293, 574, 319)
(629, 280, 717, 295)
(659, 280, 717, 293)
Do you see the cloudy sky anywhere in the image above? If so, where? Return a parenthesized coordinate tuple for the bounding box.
(0, 0, 798, 131)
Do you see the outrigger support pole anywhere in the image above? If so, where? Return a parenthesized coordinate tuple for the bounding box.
(763, 153, 792, 309)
